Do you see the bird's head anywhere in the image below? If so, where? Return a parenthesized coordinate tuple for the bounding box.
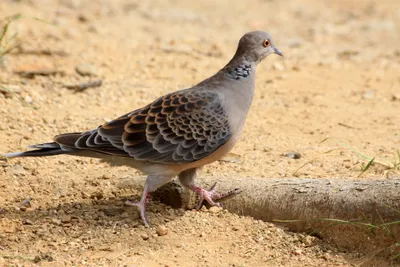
(235, 31, 283, 64)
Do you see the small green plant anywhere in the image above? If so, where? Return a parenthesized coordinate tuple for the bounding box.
(0, 13, 22, 61)
(358, 157, 375, 178)
(320, 137, 400, 177)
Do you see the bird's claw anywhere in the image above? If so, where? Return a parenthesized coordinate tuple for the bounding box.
(191, 182, 241, 210)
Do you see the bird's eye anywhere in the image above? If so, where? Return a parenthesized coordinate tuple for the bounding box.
(263, 40, 270, 47)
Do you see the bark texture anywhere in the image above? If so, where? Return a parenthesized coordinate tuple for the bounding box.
(153, 177, 400, 256)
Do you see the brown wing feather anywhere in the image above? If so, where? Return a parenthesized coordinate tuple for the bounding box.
(97, 89, 232, 164)
(55, 130, 129, 157)
(54, 90, 232, 164)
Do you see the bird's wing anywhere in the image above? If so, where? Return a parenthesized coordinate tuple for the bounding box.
(57, 90, 232, 164)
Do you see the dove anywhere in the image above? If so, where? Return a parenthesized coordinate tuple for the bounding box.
(3, 31, 283, 226)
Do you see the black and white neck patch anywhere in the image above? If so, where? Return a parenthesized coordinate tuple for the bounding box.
(227, 64, 252, 80)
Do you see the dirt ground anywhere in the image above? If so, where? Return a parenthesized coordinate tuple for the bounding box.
(0, 0, 399, 266)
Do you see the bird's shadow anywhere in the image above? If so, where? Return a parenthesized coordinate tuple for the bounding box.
(0, 182, 188, 233)
(0, 180, 237, 236)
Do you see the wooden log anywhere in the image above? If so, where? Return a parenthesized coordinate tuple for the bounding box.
(153, 177, 400, 256)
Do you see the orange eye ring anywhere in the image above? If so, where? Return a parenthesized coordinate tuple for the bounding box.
(263, 40, 270, 47)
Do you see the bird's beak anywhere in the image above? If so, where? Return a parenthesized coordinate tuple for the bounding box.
(273, 47, 283, 57)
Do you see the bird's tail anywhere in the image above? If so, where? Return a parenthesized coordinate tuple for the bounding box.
(2, 142, 73, 158)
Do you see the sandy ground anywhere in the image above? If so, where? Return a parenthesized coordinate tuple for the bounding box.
(0, 0, 399, 266)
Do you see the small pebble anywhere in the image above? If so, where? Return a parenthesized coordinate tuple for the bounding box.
(23, 219, 34, 225)
(19, 197, 32, 211)
(100, 174, 111, 180)
(283, 152, 301, 159)
(51, 218, 62, 226)
(293, 249, 303, 255)
(61, 215, 72, 223)
(75, 63, 98, 76)
(24, 95, 33, 103)
(156, 225, 168, 236)
(141, 233, 149, 240)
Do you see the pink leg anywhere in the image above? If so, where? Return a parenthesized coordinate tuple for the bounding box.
(125, 183, 150, 227)
(190, 182, 241, 210)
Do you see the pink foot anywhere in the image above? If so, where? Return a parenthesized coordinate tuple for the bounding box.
(124, 185, 150, 227)
(190, 182, 241, 210)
